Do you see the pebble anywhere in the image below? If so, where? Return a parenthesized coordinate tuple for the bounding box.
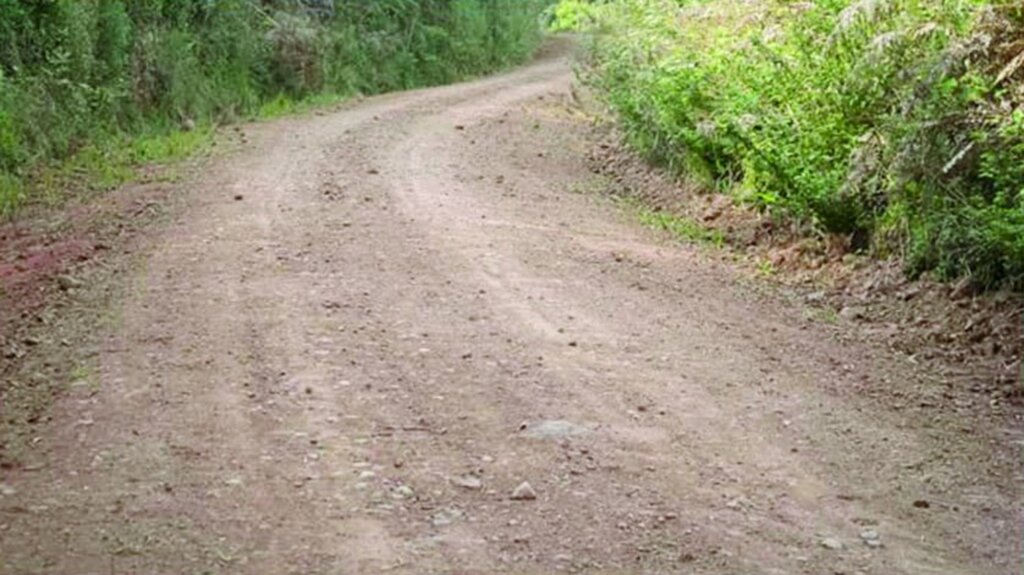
(520, 420, 589, 439)
(432, 515, 452, 527)
(839, 305, 867, 321)
(511, 481, 537, 501)
(57, 275, 83, 291)
(820, 537, 843, 550)
(431, 507, 463, 527)
(451, 475, 483, 490)
(0, 484, 15, 497)
(393, 485, 414, 499)
(805, 290, 826, 303)
(860, 529, 882, 548)
(859, 529, 879, 541)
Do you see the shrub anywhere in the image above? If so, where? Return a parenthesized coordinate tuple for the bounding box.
(0, 0, 551, 215)
(266, 11, 324, 97)
(576, 0, 1024, 290)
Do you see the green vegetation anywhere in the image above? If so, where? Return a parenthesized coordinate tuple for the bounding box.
(0, 0, 549, 215)
(637, 206, 726, 247)
(570, 0, 1024, 290)
(546, 0, 596, 31)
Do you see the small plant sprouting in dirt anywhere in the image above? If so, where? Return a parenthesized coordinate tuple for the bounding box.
(756, 259, 778, 278)
(69, 364, 90, 381)
(69, 363, 102, 394)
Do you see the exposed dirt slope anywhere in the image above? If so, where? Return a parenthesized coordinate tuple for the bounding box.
(0, 49, 1020, 575)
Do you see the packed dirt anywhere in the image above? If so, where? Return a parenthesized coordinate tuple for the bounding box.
(1, 46, 1021, 574)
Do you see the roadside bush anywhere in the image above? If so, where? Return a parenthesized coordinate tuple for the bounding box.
(0, 0, 551, 216)
(267, 11, 324, 97)
(577, 0, 1024, 290)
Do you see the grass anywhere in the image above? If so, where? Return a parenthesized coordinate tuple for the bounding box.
(256, 92, 349, 120)
(9, 85, 363, 213)
(24, 127, 215, 210)
(69, 362, 103, 395)
(69, 364, 91, 381)
(635, 205, 725, 248)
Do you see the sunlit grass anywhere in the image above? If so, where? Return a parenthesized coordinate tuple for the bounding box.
(18, 127, 215, 211)
(636, 207, 725, 248)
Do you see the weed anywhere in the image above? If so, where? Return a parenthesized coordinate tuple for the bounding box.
(68, 363, 96, 392)
(25, 127, 214, 209)
(0, 171, 23, 215)
(756, 260, 777, 278)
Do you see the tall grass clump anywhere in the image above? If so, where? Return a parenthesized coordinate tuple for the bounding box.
(0, 0, 550, 216)
(576, 0, 1024, 290)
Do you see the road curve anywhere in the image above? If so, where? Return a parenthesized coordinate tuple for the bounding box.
(0, 47, 1019, 575)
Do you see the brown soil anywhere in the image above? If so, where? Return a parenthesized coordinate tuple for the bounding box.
(1, 47, 1021, 575)
(588, 135, 1023, 414)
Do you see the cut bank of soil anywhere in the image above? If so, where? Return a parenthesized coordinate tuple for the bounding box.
(1, 47, 1021, 574)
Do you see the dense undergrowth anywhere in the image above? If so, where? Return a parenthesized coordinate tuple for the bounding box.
(567, 0, 1024, 290)
(0, 0, 548, 215)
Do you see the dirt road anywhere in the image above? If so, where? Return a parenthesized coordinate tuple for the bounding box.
(1, 49, 1020, 575)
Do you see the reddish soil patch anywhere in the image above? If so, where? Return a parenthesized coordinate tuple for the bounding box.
(1, 200, 126, 368)
(0, 226, 98, 315)
(0, 142, 228, 380)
